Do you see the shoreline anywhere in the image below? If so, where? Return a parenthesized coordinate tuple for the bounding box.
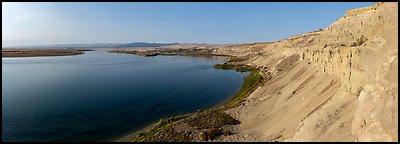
(2, 49, 90, 58)
(114, 121, 159, 142)
(110, 49, 234, 58)
(113, 51, 263, 142)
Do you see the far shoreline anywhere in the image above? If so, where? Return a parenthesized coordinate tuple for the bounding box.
(2, 49, 90, 58)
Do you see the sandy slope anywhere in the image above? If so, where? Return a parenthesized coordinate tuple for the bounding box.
(206, 2, 398, 142)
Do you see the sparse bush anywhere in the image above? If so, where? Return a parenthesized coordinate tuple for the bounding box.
(351, 35, 368, 47)
(357, 87, 364, 96)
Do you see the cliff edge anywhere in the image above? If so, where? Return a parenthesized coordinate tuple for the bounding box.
(211, 2, 398, 142)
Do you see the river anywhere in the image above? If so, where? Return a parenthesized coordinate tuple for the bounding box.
(2, 50, 248, 141)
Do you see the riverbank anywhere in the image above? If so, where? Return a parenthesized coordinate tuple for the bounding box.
(110, 48, 233, 57)
(114, 121, 159, 142)
(2, 49, 89, 57)
(113, 50, 263, 142)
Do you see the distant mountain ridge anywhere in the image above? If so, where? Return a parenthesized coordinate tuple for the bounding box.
(3, 42, 178, 49)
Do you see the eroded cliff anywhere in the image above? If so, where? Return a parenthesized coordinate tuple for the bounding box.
(210, 2, 398, 142)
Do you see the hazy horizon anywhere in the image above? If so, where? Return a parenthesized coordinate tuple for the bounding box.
(2, 2, 376, 47)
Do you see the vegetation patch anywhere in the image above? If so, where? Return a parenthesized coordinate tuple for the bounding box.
(132, 110, 240, 142)
(213, 63, 257, 72)
(182, 109, 241, 129)
(351, 35, 368, 47)
(217, 68, 262, 110)
(132, 114, 191, 142)
(227, 57, 248, 63)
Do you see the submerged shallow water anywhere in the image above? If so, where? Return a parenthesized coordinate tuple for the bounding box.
(2, 51, 248, 141)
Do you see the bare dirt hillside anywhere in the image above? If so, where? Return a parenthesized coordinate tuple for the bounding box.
(205, 2, 398, 142)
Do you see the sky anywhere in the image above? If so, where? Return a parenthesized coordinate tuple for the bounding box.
(2, 2, 377, 47)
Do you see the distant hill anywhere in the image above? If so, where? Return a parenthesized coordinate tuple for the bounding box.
(3, 42, 178, 49)
(116, 42, 178, 48)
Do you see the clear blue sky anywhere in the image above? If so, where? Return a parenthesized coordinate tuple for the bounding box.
(2, 2, 377, 47)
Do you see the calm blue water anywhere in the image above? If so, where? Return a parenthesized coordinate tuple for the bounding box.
(2, 51, 248, 142)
